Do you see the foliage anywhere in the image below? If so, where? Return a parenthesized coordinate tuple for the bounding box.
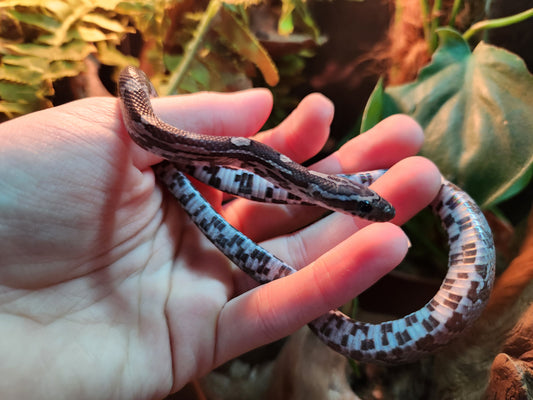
(362, 28, 533, 209)
(0, 0, 138, 119)
(360, 3, 533, 217)
(352, 2, 533, 290)
(0, 0, 322, 120)
(2, 0, 532, 213)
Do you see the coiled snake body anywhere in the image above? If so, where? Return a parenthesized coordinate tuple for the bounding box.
(119, 66, 496, 364)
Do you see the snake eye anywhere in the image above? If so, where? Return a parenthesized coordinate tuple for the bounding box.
(358, 200, 373, 214)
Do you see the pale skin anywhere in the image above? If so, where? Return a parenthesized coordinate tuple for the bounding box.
(0, 89, 441, 399)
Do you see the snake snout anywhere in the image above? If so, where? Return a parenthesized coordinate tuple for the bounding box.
(361, 198, 395, 222)
(379, 201, 396, 221)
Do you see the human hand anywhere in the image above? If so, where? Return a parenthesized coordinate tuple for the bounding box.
(0, 89, 440, 399)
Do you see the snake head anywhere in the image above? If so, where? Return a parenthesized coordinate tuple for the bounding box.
(119, 66, 159, 100)
(355, 196, 395, 221)
(314, 174, 396, 221)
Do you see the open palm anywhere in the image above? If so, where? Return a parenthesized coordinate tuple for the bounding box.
(0, 90, 440, 399)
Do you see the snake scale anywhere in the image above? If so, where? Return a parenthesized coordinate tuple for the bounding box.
(118, 66, 496, 364)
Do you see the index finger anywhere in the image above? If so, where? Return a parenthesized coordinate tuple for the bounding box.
(127, 88, 274, 170)
(313, 114, 425, 173)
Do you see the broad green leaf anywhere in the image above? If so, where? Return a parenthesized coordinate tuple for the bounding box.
(363, 28, 533, 208)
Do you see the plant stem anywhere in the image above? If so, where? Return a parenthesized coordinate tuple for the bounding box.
(429, 0, 443, 51)
(419, 0, 431, 44)
(463, 7, 533, 41)
(165, 0, 222, 95)
(449, 0, 462, 28)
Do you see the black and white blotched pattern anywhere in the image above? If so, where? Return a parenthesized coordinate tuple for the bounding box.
(118, 66, 394, 222)
(308, 180, 495, 363)
(119, 66, 496, 364)
(181, 162, 386, 206)
(156, 163, 296, 283)
(156, 162, 495, 364)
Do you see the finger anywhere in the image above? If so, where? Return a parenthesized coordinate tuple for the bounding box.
(216, 93, 334, 208)
(253, 93, 334, 162)
(214, 222, 408, 365)
(223, 116, 426, 240)
(360, 156, 441, 226)
(257, 156, 441, 270)
(223, 200, 326, 244)
(125, 89, 274, 170)
(313, 114, 424, 173)
(132, 92, 333, 210)
(219, 93, 336, 239)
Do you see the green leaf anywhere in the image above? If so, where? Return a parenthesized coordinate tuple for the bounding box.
(115, 1, 164, 39)
(74, 26, 118, 42)
(46, 60, 85, 79)
(0, 64, 43, 85)
(86, 0, 123, 10)
(2, 55, 48, 71)
(0, 101, 39, 118)
(81, 13, 132, 33)
(274, 0, 320, 40)
(95, 41, 138, 68)
(4, 40, 96, 61)
(42, 0, 72, 20)
(360, 77, 384, 133)
(215, 7, 279, 86)
(6, 9, 60, 32)
(374, 28, 533, 208)
(0, 81, 52, 103)
(163, 51, 252, 94)
(292, 0, 320, 39)
(188, 60, 211, 88)
(278, 2, 295, 35)
(37, 26, 120, 45)
(0, 0, 57, 8)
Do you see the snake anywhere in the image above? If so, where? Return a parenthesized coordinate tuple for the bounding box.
(118, 66, 496, 364)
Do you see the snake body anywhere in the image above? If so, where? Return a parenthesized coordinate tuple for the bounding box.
(118, 66, 496, 364)
(119, 67, 394, 222)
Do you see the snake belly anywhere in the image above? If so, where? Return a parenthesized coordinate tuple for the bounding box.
(118, 66, 496, 364)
